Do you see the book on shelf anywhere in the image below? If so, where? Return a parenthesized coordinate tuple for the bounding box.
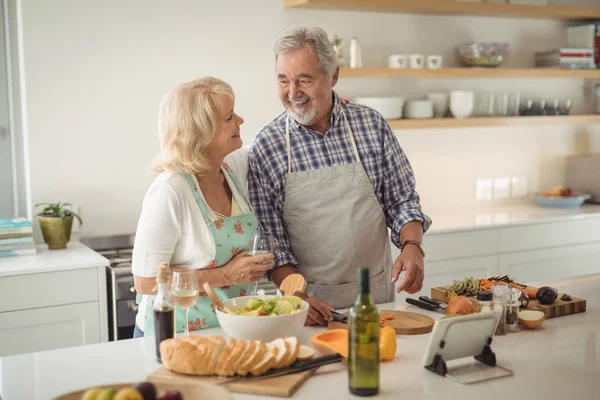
(567, 23, 600, 67)
(0, 236, 35, 251)
(0, 217, 33, 237)
(0, 247, 36, 258)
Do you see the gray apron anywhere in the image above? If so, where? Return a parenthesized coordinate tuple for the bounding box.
(282, 111, 394, 310)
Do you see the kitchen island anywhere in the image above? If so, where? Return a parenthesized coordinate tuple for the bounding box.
(1, 273, 599, 400)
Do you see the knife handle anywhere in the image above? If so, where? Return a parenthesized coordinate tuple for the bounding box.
(330, 311, 347, 323)
(406, 298, 440, 312)
(419, 296, 445, 308)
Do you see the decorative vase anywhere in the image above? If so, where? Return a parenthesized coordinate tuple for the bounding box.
(38, 215, 73, 250)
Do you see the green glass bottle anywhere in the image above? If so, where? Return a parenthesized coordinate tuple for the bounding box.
(348, 267, 380, 396)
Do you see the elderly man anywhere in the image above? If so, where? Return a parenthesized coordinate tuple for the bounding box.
(248, 26, 432, 326)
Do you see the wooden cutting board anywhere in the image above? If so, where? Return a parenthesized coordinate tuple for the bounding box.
(430, 285, 586, 319)
(148, 365, 317, 398)
(327, 310, 434, 335)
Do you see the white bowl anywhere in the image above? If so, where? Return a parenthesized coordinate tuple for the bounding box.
(215, 295, 309, 342)
(404, 100, 434, 119)
(353, 96, 405, 119)
(426, 92, 450, 118)
(450, 91, 474, 119)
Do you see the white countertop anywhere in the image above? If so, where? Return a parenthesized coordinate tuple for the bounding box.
(0, 241, 109, 277)
(426, 201, 600, 234)
(1, 274, 599, 400)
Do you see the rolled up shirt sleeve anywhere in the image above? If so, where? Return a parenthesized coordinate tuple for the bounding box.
(248, 137, 298, 271)
(379, 118, 432, 248)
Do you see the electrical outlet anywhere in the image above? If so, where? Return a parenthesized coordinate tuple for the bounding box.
(511, 177, 528, 198)
(493, 177, 511, 200)
(475, 178, 493, 201)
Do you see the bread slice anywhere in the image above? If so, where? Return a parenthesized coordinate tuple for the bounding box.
(222, 340, 248, 376)
(205, 335, 226, 375)
(233, 340, 256, 376)
(270, 338, 290, 369)
(160, 336, 217, 376)
(214, 338, 237, 376)
(237, 341, 266, 376)
(282, 337, 300, 367)
(249, 342, 278, 376)
(297, 344, 315, 360)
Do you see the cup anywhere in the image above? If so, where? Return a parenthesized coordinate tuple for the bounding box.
(450, 91, 474, 119)
(388, 54, 408, 69)
(408, 54, 425, 69)
(426, 92, 449, 118)
(426, 55, 443, 69)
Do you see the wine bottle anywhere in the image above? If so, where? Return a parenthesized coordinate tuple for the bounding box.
(153, 262, 175, 363)
(348, 267, 380, 396)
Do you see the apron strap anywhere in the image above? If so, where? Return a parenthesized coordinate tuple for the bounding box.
(221, 164, 254, 213)
(183, 173, 215, 225)
(286, 108, 360, 174)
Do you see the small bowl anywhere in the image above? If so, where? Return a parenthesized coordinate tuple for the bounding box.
(519, 310, 546, 329)
(353, 96, 405, 119)
(457, 43, 510, 68)
(404, 100, 434, 119)
(215, 295, 309, 342)
(534, 192, 591, 208)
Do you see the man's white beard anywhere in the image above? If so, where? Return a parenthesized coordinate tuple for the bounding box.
(287, 97, 317, 125)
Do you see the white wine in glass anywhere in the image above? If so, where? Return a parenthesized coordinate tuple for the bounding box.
(249, 231, 275, 295)
(171, 270, 199, 336)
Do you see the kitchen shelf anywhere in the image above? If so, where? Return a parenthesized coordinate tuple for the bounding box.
(283, 0, 600, 21)
(387, 115, 600, 129)
(340, 68, 600, 79)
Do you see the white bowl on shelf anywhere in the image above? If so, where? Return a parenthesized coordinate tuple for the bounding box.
(404, 100, 434, 119)
(353, 96, 405, 119)
(450, 91, 474, 119)
(215, 295, 309, 342)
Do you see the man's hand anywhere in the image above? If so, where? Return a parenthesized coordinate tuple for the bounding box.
(293, 291, 334, 326)
(391, 245, 424, 294)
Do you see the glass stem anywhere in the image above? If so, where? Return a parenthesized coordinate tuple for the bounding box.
(184, 308, 190, 336)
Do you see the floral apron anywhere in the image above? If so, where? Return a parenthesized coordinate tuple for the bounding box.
(138, 162, 258, 335)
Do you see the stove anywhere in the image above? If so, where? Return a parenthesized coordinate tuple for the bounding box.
(81, 234, 137, 341)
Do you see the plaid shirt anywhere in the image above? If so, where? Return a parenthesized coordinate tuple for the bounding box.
(248, 91, 432, 269)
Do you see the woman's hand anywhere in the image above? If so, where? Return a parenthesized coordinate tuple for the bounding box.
(221, 251, 275, 285)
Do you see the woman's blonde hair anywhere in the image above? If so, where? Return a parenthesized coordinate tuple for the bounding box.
(151, 77, 234, 176)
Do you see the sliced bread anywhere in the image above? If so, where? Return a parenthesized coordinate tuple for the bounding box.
(160, 336, 216, 376)
(233, 340, 257, 376)
(249, 342, 278, 376)
(221, 339, 249, 377)
(282, 336, 300, 367)
(237, 341, 266, 376)
(214, 337, 237, 376)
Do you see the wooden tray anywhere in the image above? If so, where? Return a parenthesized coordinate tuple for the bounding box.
(431, 285, 586, 319)
(328, 310, 434, 335)
(148, 365, 317, 398)
(54, 380, 233, 400)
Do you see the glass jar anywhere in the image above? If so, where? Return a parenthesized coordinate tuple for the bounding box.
(491, 284, 508, 336)
(506, 288, 521, 332)
(477, 290, 493, 313)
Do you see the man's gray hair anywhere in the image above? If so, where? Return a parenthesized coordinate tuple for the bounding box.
(274, 26, 340, 80)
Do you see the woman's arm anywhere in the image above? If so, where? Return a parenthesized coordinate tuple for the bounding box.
(134, 264, 232, 295)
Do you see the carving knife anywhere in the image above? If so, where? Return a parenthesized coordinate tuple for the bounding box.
(405, 298, 445, 314)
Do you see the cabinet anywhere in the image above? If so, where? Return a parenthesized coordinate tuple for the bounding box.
(0, 303, 100, 357)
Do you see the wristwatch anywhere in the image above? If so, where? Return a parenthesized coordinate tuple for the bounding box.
(401, 240, 426, 258)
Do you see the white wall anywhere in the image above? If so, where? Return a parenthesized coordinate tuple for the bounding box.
(18, 0, 600, 237)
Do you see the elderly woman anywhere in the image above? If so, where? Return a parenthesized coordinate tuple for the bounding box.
(132, 77, 274, 338)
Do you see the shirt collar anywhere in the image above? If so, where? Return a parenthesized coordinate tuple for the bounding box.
(287, 90, 343, 134)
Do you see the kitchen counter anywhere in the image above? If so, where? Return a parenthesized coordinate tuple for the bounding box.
(0, 241, 109, 277)
(1, 274, 599, 400)
(426, 201, 600, 234)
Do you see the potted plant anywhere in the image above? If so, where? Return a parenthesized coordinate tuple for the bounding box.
(35, 202, 83, 250)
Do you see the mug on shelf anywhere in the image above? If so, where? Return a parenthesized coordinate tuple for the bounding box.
(450, 91, 474, 119)
(426, 55, 443, 69)
(388, 54, 408, 69)
(409, 54, 425, 69)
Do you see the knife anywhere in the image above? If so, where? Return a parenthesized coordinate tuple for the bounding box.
(216, 353, 344, 385)
(330, 310, 348, 323)
(419, 296, 447, 310)
(405, 298, 445, 314)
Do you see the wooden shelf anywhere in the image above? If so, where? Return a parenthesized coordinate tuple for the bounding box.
(283, 0, 600, 21)
(340, 68, 600, 79)
(387, 115, 600, 129)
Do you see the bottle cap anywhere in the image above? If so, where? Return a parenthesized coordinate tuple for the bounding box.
(357, 267, 370, 294)
(477, 290, 493, 301)
(156, 262, 170, 284)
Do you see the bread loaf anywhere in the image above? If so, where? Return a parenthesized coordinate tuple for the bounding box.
(160, 335, 303, 377)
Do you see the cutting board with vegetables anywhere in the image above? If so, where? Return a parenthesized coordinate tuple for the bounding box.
(430, 275, 586, 320)
(149, 366, 317, 398)
(327, 309, 434, 335)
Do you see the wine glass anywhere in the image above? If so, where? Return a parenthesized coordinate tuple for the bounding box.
(171, 270, 199, 336)
(249, 231, 275, 296)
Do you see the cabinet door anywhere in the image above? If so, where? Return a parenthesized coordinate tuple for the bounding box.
(0, 302, 100, 357)
(498, 243, 600, 284)
(395, 256, 498, 302)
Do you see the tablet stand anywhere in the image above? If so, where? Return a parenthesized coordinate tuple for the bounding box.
(425, 337, 497, 377)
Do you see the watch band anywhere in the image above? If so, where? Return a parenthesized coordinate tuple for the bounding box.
(401, 240, 425, 257)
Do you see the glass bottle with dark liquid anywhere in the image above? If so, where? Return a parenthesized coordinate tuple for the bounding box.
(348, 267, 380, 396)
(153, 262, 175, 363)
